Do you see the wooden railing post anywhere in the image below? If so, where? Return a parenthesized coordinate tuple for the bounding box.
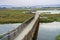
(8, 33, 10, 40)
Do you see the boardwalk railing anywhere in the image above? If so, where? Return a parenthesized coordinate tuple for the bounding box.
(0, 15, 35, 40)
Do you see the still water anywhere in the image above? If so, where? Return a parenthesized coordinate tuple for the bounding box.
(36, 10, 60, 14)
(37, 22, 60, 40)
(0, 23, 21, 35)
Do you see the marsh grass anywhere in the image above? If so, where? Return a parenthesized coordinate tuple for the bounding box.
(56, 35, 60, 40)
(40, 14, 60, 23)
(0, 10, 34, 24)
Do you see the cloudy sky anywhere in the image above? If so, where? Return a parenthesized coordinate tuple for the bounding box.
(0, 0, 60, 6)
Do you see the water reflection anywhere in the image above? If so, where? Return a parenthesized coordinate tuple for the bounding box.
(0, 23, 21, 35)
(37, 22, 60, 40)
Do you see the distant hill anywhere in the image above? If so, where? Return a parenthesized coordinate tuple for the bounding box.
(0, 4, 60, 9)
(0, 5, 13, 8)
(29, 4, 60, 8)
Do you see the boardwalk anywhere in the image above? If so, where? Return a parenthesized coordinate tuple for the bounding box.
(14, 13, 39, 40)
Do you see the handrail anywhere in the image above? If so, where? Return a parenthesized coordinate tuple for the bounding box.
(0, 15, 35, 40)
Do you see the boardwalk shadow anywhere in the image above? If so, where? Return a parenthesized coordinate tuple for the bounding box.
(32, 23, 39, 40)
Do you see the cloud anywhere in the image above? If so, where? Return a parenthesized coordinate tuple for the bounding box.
(0, 0, 60, 6)
(40, 0, 60, 5)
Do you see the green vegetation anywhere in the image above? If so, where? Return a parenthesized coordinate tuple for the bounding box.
(40, 13, 60, 23)
(56, 35, 60, 40)
(32, 7, 60, 10)
(0, 9, 32, 14)
(0, 10, 34, 24)
(0, 35, 4, 39)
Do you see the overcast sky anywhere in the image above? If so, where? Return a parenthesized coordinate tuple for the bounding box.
(0, 0, 60, 6)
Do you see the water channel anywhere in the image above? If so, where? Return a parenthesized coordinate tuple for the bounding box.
(37, 22, 60, 40)
(0, 23, 21, 35)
